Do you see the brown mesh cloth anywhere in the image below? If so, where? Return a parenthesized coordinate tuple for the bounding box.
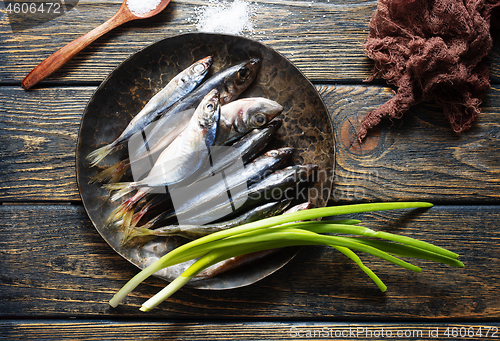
(358, 0, 500, 141)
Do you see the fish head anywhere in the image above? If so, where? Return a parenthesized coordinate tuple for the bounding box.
(195, 88, 221, 149)
(233, 98, 283, 134)
(280, 164, 318, 184)
(220, 58, 262, 104)
(183, 55, 213, 84)
(264, 147, 294, 163)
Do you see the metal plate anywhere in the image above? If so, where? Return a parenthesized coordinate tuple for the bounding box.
(76, 33, 335, 290)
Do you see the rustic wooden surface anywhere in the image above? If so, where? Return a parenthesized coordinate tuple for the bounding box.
(1, 0, 499, 339)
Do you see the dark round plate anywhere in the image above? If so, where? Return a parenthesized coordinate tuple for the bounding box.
(76, 33, 335, 290)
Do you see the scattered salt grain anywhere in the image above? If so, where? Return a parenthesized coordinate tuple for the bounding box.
(127, 0, 161, 15)
(191, 0, 257, 36)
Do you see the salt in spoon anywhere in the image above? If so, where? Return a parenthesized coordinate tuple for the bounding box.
(22, 0, 171, 90)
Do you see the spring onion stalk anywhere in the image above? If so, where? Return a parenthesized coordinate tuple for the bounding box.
(182, 227, 424, 271)
(140, 241, 286, 311)
(139, 227, 442, 311)
(278, 222, 459, 259)
(141, 238, 332, 311)
(330, 246, 387, 292)
(110, 202, 446, 309)
(339, 237, 465, 268)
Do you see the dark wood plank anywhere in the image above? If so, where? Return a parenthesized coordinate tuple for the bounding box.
(1, 204, 498, 318)
(0, 0, 375, 83)
(325, 85, 500, 204)
(2, 85, 500, 203)
(3, 0, 498, 84)
(0, 87, 89, 201)
(2, 320, 500, 340)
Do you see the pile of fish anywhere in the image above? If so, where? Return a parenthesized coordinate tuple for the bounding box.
(87, 56, 319, 252)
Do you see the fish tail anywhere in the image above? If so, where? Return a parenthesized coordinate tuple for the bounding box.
(89, 159, 128, 184)
(132, 203, 151, 226)
(140, 219, 157, 230)
(119, 210, 135, 245)
(86, 143, 115, 167)
(102, 182, 131, 191)
(130, 194, 159, 226)
(110, 187, 135, 202)
(122, 209, 134, 229)
(110, 166, 128, 183)
(104, 202, 130, 228)
(107, 193, 147, 229)
(103, 194, 141, 227)
(102, 182, 136, 201)
(121, 227, 155, 245)
(121, 213, 159, 245)
(139, 211, 169, 230)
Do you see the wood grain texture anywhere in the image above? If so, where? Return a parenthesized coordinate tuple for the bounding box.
(2, 0, 497, 84)
(321, 85, 500, 204)
(0, 87, 87, 201)
(20, 0, 138, 89)
(2, 85, 500, 203)
(7, 0, 498, 85)
(0, 0, 374, 83)
(1, 0, 499, 335)
(1, 204, 498, 319)
(2, 321, 500, 340)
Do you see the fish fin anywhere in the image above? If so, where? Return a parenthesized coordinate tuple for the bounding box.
(119, 211, 135, 245)
(102, 181, 132, 191)
(86, 143, 114, 167)
(104, 203, 129, 228)
(110, 187, 135, 202)
(121, 227, 155, 245)
(110, 167, 128, 184)
(89, 159, 127, 184)
(137, 211, 170, 230)
(132, 205, 150, 227)
(122, 209, 134, 229)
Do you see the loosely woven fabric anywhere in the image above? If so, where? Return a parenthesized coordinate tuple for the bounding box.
(359, 0, 500, 140)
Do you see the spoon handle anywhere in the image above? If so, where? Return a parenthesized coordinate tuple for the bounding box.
(22, 7, 134, 90)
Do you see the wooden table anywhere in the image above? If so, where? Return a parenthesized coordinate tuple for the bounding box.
(1, 0, 499, 339)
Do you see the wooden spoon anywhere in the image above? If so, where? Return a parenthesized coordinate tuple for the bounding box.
(22, 0, 171, 90)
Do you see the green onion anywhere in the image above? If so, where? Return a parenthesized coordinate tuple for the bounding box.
(109, 201, 462, 311)
(332, 246, 387, 292)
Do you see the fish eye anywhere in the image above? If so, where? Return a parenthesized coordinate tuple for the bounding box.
(253, 113, 267, 126)
(194, 64, 205, 73)
(206, 103, 215, 111)
(268, 150, 278, 157)
(238, 66, 250, 80)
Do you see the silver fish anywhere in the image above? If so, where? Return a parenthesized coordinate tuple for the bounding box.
(104, 88, 221, 201)
(196, 202, 314, 279)
(89, 99, 281, 185)
(87, 56, 213, 166)
(123, 200, 291, 243)
(177, 164, 318, 226)
(167, 147, 295, 223)
(215, 97, 283, 145)
(223, 98, 283, 143)
(126, 120, 284, 227)
(129, 147, 294, 229)
(102, 119, 284, 228)
(190, 119, 283, 185)
(129, 58, 262, 161)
